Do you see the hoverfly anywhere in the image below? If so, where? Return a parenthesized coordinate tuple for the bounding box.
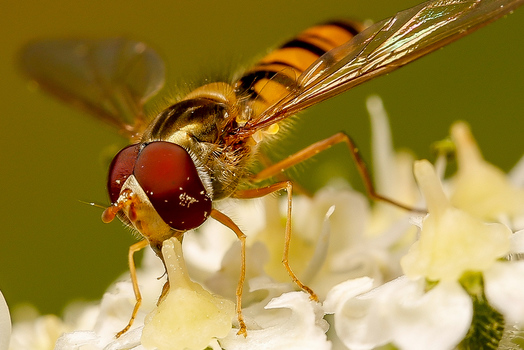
(20, 0, 524, 338)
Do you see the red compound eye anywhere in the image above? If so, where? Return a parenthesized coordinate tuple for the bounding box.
(134, 141, 212, 231)
(107, 144, 140, 204)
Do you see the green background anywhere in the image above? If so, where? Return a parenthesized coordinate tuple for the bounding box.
(1, 0, 523, 318)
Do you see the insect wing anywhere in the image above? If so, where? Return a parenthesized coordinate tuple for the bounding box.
(245, 0, 524, 134)
(20, 38, 165, 139)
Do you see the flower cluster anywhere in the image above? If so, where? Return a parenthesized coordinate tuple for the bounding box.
(3, 96, 524, 350)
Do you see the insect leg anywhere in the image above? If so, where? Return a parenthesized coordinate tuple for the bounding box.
(234, 182, 318, 302)
(258, 152, 313, 196)
(116, 239, 149, 338)
(209, 209, 248, 337)
(252, 132, 423, 212)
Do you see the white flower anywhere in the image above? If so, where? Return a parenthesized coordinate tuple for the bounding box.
(449, 121, 524, 225)
(220, 288, 330, 350)
(327, 159, 524, 350)
(9, 304, 78, 350)
(324, 276, 472, 350)
(401, 160, 512, 282)
(54, 248, 166, 349)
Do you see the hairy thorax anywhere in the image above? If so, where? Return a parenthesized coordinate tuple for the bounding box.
(141, 82, 259, 201)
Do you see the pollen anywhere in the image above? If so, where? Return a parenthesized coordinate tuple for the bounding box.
(179, 193, 198, 207)
(266, 123, 279, 135)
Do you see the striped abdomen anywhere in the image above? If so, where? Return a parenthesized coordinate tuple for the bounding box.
(235, 20, 366, 118)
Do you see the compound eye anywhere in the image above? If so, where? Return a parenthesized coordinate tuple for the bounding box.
(107, 144, 140, 203)
(134, 141, 212, 231)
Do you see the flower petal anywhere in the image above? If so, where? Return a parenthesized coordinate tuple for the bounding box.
(10, 313, 68, 350)
(323, 277, 374, 315)
(220, 291, 330, 350)
(55, 330, 100, 349)
(450, 121, 524, 221)
(367, 95, 419, 230)
(402, 160, 511, 281)
(509, 229, 524, 255)
(330, 277, 472, 350)
(330, 278, 402, 349)
(484, 261, 524, 324)
(391, 281, 472, 350)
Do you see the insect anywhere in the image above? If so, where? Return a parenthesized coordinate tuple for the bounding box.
(20, 0, 523, 338)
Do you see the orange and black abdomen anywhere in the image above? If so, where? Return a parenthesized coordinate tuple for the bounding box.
(235, 20, 366, 117)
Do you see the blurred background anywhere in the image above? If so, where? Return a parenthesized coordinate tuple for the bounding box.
(1, 0, 523, 318)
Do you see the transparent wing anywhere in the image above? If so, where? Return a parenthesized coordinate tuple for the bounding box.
(19, 38, 165, 139)
(241, 0, 524, 136)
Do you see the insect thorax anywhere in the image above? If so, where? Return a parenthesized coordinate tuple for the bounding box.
(141, 83, 257, 201)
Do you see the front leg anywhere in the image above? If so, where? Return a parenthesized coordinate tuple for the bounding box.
(116, 239, 149, 338)
(209, 209, 248, 337)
